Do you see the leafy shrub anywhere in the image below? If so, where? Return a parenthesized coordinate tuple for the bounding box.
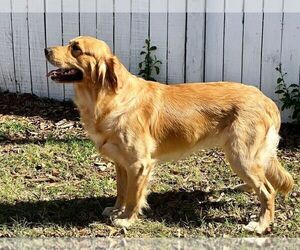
(275, 64, 300, 123)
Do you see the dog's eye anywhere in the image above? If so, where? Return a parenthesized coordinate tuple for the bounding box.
(71, 44, 81, 52)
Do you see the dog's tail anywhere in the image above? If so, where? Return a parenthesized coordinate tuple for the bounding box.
(266, 102, 294, 196)
(262, 125, 294, 196)
(266, 156, 294, 196)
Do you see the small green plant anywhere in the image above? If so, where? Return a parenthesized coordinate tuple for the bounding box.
(275, 64, 300, 123)
(138, 39, 162, 81)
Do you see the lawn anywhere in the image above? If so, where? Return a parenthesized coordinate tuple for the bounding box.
(0, 92, 299, 237)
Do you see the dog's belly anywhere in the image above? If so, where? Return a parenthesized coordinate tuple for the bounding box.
(154, 133, 225, 163)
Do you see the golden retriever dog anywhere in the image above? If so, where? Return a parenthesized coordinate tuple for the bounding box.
(45, 36, 294, 233)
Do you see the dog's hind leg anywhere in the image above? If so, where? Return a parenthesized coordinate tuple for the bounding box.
(227, 156, 276, 234)
(102, 164, 127, 217)
(223, 125, 282, 234)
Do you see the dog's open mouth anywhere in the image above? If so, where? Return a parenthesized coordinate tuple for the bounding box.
(47, 68, 83, 82)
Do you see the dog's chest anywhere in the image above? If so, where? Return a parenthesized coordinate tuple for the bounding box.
(74, 88, 103, 141)
(78, 107, 107, 149)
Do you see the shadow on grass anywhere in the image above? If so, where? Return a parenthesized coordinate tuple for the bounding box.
(0, 189, 248, 228)
(146, 189, 249, 226)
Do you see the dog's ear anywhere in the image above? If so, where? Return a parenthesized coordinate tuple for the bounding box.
(92, 56, 118, 92)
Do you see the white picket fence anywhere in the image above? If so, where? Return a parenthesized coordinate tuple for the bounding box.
(0, 0, 300, 121)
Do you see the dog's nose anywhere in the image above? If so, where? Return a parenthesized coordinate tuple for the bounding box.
(44, 48, 52, 56)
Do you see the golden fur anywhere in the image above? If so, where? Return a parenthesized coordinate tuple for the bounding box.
(46, 36, 294, 233)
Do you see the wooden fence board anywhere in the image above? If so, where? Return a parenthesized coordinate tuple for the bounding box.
(45, 0, 64, 100)
(96, 0, 114, 50)
(130, 0, 149, 75)
(205, 0, 225, 82)
(167, 0, 186, 83)
(261, 0, 283, 104)
(62, 0, 80, 100)
(242, 0, 263, 88)
(114, 0, 131, 69)
(79, 0, 97, 37)
(0, 0, 15, 92)
(186, 0, 206, 83)
(28, 0, 48, 97)
(11, 0, 32, 94)
(223, 0, 244, 82)
(149, 0, 168, 83)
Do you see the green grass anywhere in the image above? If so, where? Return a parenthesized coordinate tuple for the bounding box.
(0, 113, 299, 237)
(0, 118, 35, 138)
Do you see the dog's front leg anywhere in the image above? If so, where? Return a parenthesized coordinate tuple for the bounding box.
(98, 142, 129, 217)
(102, 164, 127, 217)
(113, 160, 153, 228)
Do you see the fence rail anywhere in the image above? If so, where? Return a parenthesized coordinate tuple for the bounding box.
(0, 0, 300, 121)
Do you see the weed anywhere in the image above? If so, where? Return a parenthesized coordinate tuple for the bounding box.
(138, 39, 162, 81)
(275, 64, 300, 123)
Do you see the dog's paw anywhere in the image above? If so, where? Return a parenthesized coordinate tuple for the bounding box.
(102, 207, 124, 217)
(243, 221, 266, 235)
(243, 221, 259, 232)
(112, 218, 134, 228)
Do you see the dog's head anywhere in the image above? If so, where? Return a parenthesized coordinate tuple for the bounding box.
(45, 36, 118, 91)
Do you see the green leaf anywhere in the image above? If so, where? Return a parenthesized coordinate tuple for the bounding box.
(150, 46, 157, 51)
(140, 51, 146, 55)
(155, 66, 160, 75)
(277, 78, 283, 84)
(275, 90, 285, 94)
(289, 84, 300, 88)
